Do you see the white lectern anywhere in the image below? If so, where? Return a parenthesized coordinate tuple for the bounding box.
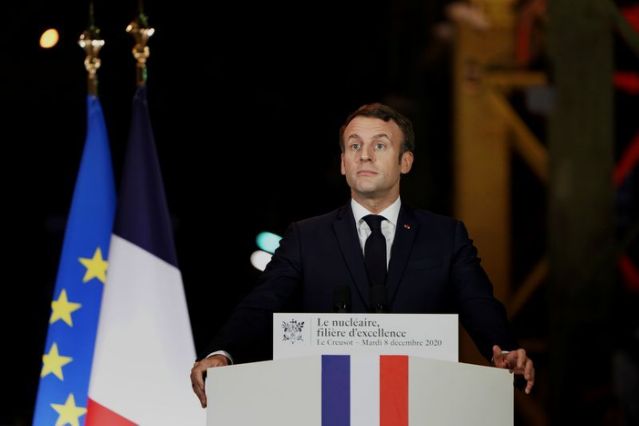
(206, 354, 513, 426)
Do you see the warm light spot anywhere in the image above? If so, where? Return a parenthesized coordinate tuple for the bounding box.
(40, 28, 59, 48)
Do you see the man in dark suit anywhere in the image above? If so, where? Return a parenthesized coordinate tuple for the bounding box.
(190, 103, 535, 407)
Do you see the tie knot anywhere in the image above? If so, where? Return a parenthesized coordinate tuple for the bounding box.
(363, 214, 386, 232)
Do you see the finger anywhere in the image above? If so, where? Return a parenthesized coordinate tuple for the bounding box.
(525, 374, 535, 394)
(193, 381, 207, 408)
(503, 351, 517, 371)
(516, 349, 526, 370)
(492, 345, 505, 366)
(524, 360, 535, 394)
(492, 345, 502, 359)
(191, 363, 205, 390)
(524, 359, 534, 380)
(518, 359, 534, 394)
(502, 352, 516, 371)
(190, 362, 209, 408)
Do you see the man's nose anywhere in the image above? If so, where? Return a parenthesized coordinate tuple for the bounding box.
(359, 145, 375, 161)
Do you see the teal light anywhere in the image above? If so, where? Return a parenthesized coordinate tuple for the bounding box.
(256, 231, 282, 254)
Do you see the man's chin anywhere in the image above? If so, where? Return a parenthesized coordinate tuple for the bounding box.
(353, 187, 381, 198)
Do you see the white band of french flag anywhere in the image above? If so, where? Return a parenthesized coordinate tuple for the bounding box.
(322, 355, 408, 426)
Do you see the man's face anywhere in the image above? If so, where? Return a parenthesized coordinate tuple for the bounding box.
(340, 116, 413, 203)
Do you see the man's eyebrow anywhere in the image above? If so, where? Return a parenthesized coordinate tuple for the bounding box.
(346, 133, 391, 141)
(371, 133, 391, 141)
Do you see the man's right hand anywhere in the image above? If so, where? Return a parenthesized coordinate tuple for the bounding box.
(190, 354, 229, 408)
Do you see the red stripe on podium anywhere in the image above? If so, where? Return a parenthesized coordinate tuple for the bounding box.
(85, 398, 137, 426)
(380, 355, 408, 426)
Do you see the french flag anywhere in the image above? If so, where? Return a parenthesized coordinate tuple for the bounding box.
(85, 87, 204, 425)
(319, 354, 512, 426)
(323, 355, 408, 426)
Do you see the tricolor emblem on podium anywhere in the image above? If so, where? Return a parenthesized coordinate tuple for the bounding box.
(322, 355, 409, 426)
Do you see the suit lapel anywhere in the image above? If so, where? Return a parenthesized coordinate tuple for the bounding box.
(333, 206, 370, 310)
(387, 205, 418, 307)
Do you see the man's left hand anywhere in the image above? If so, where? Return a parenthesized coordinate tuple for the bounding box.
(492, 345, 535, 394)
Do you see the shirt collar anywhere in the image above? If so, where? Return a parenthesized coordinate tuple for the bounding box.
(351, 197, 401, 227)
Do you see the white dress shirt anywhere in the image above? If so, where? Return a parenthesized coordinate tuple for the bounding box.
(351, 197, 401, 269)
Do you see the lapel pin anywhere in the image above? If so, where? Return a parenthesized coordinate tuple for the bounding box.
(404, 224, 411, 230)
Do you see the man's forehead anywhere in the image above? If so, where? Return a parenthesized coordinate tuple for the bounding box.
(344, 116, 400, 139)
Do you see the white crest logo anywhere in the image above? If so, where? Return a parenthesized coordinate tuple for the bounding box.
(282, 319, 305, 343)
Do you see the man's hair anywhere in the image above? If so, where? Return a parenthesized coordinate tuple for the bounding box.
(339, 103, 415, 159)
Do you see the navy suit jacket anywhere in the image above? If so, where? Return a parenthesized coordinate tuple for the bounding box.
(206, 204, 516, 363)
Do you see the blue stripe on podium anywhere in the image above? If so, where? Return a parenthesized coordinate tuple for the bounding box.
(322, 355, 350, 426)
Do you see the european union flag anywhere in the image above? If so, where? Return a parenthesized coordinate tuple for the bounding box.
(33, 95, 116, 426)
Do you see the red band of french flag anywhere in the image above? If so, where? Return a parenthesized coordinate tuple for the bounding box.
(322, 355, 409, 426)
(86, 399, 135, 426)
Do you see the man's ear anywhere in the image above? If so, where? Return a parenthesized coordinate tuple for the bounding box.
(340, 153, 346, 175)
(400, 151, 414, 174)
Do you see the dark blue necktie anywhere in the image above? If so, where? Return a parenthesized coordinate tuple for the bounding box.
(362, 214, 387, 289)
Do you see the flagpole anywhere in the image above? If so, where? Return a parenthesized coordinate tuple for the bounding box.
(78, 2, 104, 96)
(126, 8, 154, 87)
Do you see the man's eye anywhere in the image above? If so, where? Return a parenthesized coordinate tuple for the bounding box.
(375, 143, 386, 151)
(350, 144, 361, 151)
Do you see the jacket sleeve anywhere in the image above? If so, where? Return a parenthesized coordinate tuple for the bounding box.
(200, 222, 303, 363)
(450, 220, 517, 361)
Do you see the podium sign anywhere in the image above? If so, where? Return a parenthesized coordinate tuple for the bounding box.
(273, 313, 458, 361)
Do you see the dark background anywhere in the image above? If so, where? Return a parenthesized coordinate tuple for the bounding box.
(4, 0, 639, 424)
(3, 1, 456, 424)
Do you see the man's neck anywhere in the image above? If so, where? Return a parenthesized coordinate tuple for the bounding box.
(352, 193, 399, 214)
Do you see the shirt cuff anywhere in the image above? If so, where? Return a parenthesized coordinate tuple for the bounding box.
(207, 350, 234, 365)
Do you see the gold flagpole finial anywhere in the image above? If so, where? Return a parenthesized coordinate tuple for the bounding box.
(126, 14, 155, 87)
(78, 4, 104, 96)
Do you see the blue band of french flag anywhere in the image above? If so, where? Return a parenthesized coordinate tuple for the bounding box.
(322, 355, 408, 426)
(322, 355, 350, 426)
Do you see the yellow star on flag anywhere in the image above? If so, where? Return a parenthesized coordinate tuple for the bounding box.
(50, 289, 81, 326)
(78, 247, 108, 284)
(41, 342, 73, 380)
(50, 393, 86, 426)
